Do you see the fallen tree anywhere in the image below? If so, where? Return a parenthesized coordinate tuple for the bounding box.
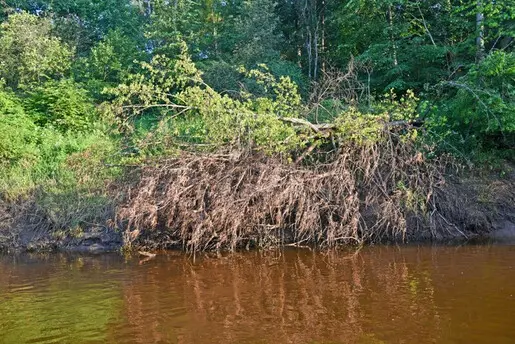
(116, 126, 465, 252)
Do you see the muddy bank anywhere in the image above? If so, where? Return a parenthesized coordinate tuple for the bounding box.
(1, 155, 513, 254)
(0, 201, 122, 253)
(0, 224, 123, 254)
(446, 170, 515, 240)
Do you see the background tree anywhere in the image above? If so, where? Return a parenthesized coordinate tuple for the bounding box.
(0, 12, 73, 89)
(2, 0, 146, 55)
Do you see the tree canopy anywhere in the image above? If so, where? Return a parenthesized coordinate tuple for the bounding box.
(0, 0, 514, 202)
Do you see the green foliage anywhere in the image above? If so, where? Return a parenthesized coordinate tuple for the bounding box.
(176, 84, 305, 154)
(376, 89, 420, 122)
(24, 79, 96, 132)
(0, 12, 73, 88)
(0, 81, 117, 201)
(74, 30, 144, 99)
(148, 0, 306, 93)
(200, 59, 307, 100)
(148, 0, 227, 58)
(326, 0, 475, 93)
(105, 43, 202, 134)
(242, 64, 303, 117)
(267, 60, 309, 97)
(200, 60, 242, 94)
(3, 0, 146, 55)
(231, 0, 285, 66)
(0, 125, 118, 200)
(335, 108, 385, 146)
(432, 51, 515, 156)
(107, 46, 306, 157)
(0, 88, 38, 165)
(334, 91, 420, 146)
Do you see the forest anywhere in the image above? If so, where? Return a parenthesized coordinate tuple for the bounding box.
(0, 0, 514, 251)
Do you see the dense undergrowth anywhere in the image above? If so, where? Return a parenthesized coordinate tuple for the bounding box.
(0, 8, 514, 252)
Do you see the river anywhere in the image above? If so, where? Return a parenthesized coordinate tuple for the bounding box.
(1, 244, 514, 343)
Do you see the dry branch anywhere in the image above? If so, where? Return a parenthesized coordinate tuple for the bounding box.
(116, 128, 462, 252)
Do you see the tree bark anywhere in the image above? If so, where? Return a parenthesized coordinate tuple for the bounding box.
(476, 1, 485, 62)
(388, 5, 398, 67)
(321, 0, 326, 74)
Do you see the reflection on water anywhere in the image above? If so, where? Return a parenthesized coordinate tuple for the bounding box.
(1, 245, 515, 344)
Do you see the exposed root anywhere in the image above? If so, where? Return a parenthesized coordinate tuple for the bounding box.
(117, 130, 463, 252)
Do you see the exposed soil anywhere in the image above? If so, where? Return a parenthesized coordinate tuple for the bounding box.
(0, 201, 122, 253)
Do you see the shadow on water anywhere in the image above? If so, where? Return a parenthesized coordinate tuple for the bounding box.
(1, 245, 515, 343)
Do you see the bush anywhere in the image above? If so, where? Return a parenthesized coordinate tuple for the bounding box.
(0, 84, 118, 199)
(0, 126, 119, 200)
(199, 60, 241, 95)
(23, 79, 96, 132)
(74, 29, 144, 100)
(0, 89, 39, 165)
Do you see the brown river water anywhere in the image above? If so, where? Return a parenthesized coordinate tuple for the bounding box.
(1, 245, 515, 344)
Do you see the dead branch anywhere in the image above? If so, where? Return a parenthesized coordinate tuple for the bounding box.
(280, 117, 335, 133)
(116, 128, 460, 252)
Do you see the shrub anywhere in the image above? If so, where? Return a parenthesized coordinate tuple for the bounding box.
(23, 79, 96, 132)
(0, 89, 38, 165)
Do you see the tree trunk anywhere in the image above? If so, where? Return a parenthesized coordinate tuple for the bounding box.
(307, 30, 313, 79)
(388, 5, 398, 67)
(314, 23, 319, 80)
(321, 0, 326, 75)
(476, 1, 485, 62)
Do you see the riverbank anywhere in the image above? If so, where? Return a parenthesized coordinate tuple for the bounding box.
(1, 156, 514, 254)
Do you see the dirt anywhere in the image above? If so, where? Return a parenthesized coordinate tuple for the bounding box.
(0, 201, 122, 253)
(445, 166, 515, 239)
